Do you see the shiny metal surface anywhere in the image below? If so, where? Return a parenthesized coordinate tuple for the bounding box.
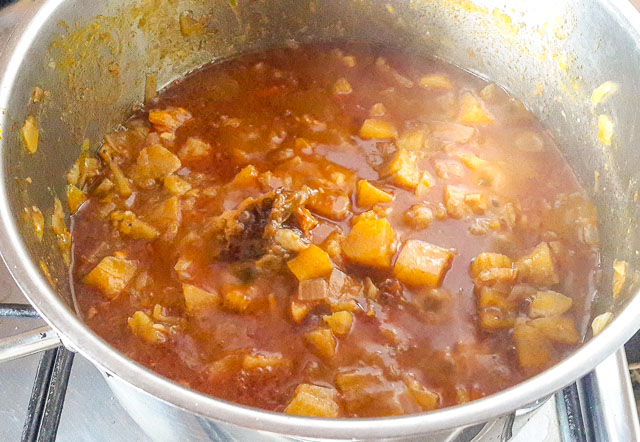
(0, 325, 60, 362)
(2, 0, 640, 439)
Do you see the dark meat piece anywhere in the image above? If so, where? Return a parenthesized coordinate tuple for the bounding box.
(207, 187, 309, 268)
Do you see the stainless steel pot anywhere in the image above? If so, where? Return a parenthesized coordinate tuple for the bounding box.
(2, 0, 640, 440)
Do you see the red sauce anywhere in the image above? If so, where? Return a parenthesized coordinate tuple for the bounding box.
(70, 43, 600, 417)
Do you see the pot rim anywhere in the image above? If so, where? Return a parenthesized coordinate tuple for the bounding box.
(2, 0, 640, 438)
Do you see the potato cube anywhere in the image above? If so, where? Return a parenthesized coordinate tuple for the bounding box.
(359, 119, 398, 139)
(464, 193, 488, 214)
(419, 74, 453, 90)
(402, 374, 439, 411)
(513, 320, 551, 369)
(393, 240, 453, 287)
(396, 130, 427, 151)
(305, 328, 336, 359)
(474, 268, 518, 286)
(223, 288, 252, 313)
(290, 301, 310, 323)
(382, 149, 421, 189)
(323, 311, 353, 336)
(150, 196, 181, 230)
(21, 116, 39, 154)
(242, 353, 289, 370)
(459, 92, 493, 124)
(164, 175, 192, 195)
(84, 256, 137, 298)
(529, 291, 573, 318)
(148, 107, 192, 132)
(66, 184, 86, 214)
(298, 278, 329, 301)
(112, 211, 160, 240)
(287, 244, 333, 281)
(231, 165, 259, 188)
(444, 185, 470, 219)
(530, 317, 579, 344)
(356, 180, 394, 207)
(307, 188, 351, 221)
(335, 367, 407, 416)
(135, 144, 182, 185)
(613, 259, 628, 299)
(342, 218, 395, 268)
(369, 102, 386, 117)
(471, 253, 512, 278)
(128, 311, 166, 344)
(404, 205, 434, 230)
(478, 287, 512, 310)
(179, 137, 211, 160)
(332, 77, 353, 95)
(457, 153, 488, 170)
(206, 354, 244, 376)
(479, 308, 515, 330)
(284, 384, 340, 417)
(515, 242, 559, 286)
(183, 283, 219, 314)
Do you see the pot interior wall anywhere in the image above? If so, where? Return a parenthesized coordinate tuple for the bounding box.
(2, 0, 640, 343)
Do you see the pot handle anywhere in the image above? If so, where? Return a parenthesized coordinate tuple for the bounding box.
(0, 303, 62, 362)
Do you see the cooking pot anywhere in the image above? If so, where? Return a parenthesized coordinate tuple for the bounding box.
(2, 0, 640, 440)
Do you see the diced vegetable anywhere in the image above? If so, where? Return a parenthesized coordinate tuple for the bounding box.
(335, 367, 407, 416)
(430, 122, 475, 143)
(356, 180, 394, 207)
(285, 384, 340, 417)
(275, 229, 308, 252)
(164, 175, 192, 195)
(404, 205, 433, 230)
(443, 185, 469, 219)
(513, 320, 551, 369)
(332, 77, 353, 95)
(369, 102, 386, 117)
(305, 327, 336, 359)
(31, 206, 44, 241)
(135, 144, 182, 186)
(597, 114, 613, 146)
(515, 242, 559, 286)
(474, 267, 518, 286)
(478, 287, 512, 310)
(402, 374, 439, 411)
(108, 160, 132, 197)
(206, 354, 244, 376)
(21, 116, 39, 154)
(359, 119, 397, 139)
(529, 290, 573, 318)
(530, 316, 579, 344)
(290, 301, 310, 323)
(298, 278, 328, 301)
(231, 165, 259, 187)
(66, 184, 86, 213)
(84, 256, 137, 298)
(287, 244, 333, 281)
(591, 312, 613, 336)
(471, 253, 512, 278)
(148, 107, 192, 132)
(612, 259, 628, 299)
(179, 137, 211, 160)
(342, 218, 395, 268)
(479, 308, 515, 330)
(396, 130, 427, 151)
(183, 283, 219, 314)
(457, 153, 488, 169)
(419, 74, 453, 90)
(92, 178, 115, 197)
(393, 240, 454, 287)
(295, 207, 319, 233)
(150, 196, 181, 230)
(111, 211, 160, 240)
(382, 149, 421, 189)
(459, 92, 493, 124)
(223, 287, 253, 313)
(323, 311, 353, 336)
(128, 311, 166, 343)
(463, 193, 487, 214)
(307, 188, 351, 221)
(242, 353, 290, 370)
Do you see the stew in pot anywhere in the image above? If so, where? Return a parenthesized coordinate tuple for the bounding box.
(69, 43, 600, 417)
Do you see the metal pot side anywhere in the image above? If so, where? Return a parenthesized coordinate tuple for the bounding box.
(2, 0, 640, 439)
